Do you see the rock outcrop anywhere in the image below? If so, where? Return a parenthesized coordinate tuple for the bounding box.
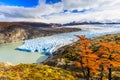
(0, 27, 27, 43)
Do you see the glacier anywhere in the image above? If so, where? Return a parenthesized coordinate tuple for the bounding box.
(18, 24, 120, 55)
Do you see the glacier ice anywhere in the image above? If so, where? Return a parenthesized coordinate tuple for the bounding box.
(18, 34, 77, 55)
(18, 25, 120, 55)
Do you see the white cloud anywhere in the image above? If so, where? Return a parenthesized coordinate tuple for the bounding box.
(0, 0, 63, 22)
(0, 0, 120, 23)
(61, 0, 120, 11)
(0, 14, 5, 19)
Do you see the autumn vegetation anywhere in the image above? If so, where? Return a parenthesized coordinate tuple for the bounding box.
(61, 35, 120, 80)
(0, 64, 78, 80)
(75, 35, 99, 80)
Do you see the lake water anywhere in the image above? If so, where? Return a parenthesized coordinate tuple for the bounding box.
(0, 24, 120, 65)
(0, 42, 48, 65)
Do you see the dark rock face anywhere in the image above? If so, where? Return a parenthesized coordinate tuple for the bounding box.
(0, 22, 81, 44)
(0, 26, 27, 43)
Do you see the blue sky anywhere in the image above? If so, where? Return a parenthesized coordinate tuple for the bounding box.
(0, 0, 61, 7)
(46, 0, 61, 4)
(0, 0, 38, 7)
(0, 0, 120, 23)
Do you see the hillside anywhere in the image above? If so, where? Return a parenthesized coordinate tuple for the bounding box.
(42, 33, 120, 79)
(0, 22, 81, 44)
(0, 63, 78, 80)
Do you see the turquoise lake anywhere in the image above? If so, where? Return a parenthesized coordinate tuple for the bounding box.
(0, 42, 48, 65)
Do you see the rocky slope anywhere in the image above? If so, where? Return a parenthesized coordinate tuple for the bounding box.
(0, 23, 81, 44)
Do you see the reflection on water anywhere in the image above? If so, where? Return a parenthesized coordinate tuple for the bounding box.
(0, 42, 48, 65)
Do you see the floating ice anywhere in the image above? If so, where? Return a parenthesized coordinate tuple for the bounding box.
(18, 24, 120, 55)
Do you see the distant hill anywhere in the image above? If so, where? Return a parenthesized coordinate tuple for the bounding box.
(63, 21, 120, 26)
(0, 22, 53, 28)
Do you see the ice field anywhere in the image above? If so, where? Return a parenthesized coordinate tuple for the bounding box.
(18, 24, 120, 55)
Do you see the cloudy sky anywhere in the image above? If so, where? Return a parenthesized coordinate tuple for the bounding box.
(0, 0, 120, 23)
